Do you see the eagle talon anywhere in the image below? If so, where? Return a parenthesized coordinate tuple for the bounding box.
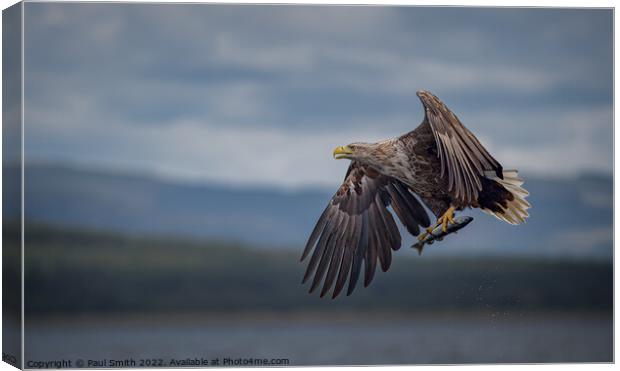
(437, 206, 456, 233)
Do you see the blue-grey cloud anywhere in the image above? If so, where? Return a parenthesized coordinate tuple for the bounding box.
(23, 4, 613, 188)
(3, 3, 22, 163)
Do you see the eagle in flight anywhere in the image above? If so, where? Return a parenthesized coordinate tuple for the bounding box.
(301, 90, 530, 298)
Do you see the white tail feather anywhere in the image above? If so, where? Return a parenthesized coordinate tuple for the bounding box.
(481, 170, 530, 225)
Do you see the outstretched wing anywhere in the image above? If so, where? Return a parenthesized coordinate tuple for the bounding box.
(301, 162, 431, 298)
(416, 90, 503, 204)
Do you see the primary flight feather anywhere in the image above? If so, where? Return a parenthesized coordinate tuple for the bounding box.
(301, 90, 530, 298)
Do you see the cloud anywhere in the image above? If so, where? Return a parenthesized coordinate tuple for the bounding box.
(466, 106, 614, 176)
(24, 105, 400, 188)
(24, 104, 611, 189)
(22, 4, 613, 189)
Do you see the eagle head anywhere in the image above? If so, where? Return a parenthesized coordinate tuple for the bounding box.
(333, 141, 395, 168)
(333, 143, 371, 160)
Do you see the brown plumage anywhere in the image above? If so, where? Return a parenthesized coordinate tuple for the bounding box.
(302, 90, 530, 298)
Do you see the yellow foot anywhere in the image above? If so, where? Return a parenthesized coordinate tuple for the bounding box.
(437, 206, 456, 233)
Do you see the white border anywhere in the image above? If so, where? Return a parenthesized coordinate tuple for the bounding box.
(0, 2, 616, 371)
(5, 0, 619, 6)
(19, 1, 24, 369)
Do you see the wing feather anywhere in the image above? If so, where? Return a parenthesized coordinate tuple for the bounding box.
(309, 212, 345, 293)
(331, 215, 359, 298)
(319, 216, 351, 297)
(417, 90, 503, 203)
(347, 212, 368, 296)
(302, 211, 337, 283)
(301, 162, 431, 298)
(301, 206, 333, 261)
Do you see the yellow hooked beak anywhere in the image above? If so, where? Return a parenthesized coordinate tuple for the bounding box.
(333, 145, 354, 159)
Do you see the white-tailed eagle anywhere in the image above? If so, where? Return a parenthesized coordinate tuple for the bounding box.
(301, 90, 530, 298)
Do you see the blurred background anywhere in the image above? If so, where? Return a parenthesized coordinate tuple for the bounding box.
(12, 3, 613, 365)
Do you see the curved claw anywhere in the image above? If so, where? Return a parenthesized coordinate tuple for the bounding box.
(438, 206, 456, 233)
(413, 207, 458, 255)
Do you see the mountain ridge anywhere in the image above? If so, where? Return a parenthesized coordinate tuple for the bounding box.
(6, 162, 612, 260)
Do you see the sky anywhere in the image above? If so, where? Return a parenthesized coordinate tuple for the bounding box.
(23, 4, 613, 190)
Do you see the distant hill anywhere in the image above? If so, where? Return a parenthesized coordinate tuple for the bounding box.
(16, 223, 612, 315)
(6, 163, 612, 260)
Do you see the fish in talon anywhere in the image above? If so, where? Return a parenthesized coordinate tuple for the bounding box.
(411, 216, 474, 253)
